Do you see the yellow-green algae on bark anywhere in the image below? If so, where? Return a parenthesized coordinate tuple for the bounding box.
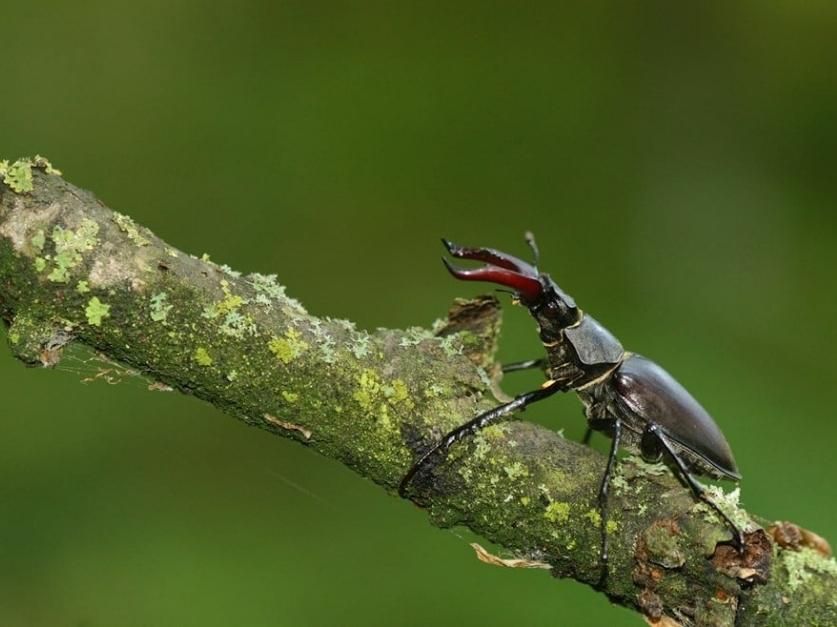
(0, 164, 835, 627)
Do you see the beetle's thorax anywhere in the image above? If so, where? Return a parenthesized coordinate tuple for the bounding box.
(526, 277, 626, 390)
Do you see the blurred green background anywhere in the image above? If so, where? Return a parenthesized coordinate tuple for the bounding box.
(2, 2, 836, 625)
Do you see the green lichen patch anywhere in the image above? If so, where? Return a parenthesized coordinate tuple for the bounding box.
(351, 369, 416, 435)
(34, 257, 47, 272)
(32, 155, 62, 175)
(504, 461, 529, 480)
(76, 280, 90, 294)
(193, 347, 213, 366)
(353, 369, 383, 413)
(624, 455, 671, 477)
(545, 501, 571, 524)
(85, 297, 110, 326)
(201, 280, 256, 338)
(282, 390, 299, 403)
(150, 291, 173, 322)
(384, 379, 414, 409)
(0, 156, 60, 194)
(30, 229, 46, 252)
(0, 159, 34, 193)
(471, 433, 492, 461)
(584, 509, 602, 528)
(113, 213, 150, 246)
(695, 486, 755, 532)
(203, 280, 247, 319)
(47, 219, 99, 282)
(269, 328, 309, 364)
(782, 548, 837, 592)
(610, 466, 631, 495)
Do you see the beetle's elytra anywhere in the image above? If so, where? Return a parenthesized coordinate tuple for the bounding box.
(399, 235, 743, 579)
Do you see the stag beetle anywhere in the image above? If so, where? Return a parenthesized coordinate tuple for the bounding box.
(399, 235, 743, 576)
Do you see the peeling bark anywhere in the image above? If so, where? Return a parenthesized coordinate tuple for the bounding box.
(0, 165, 835, 626)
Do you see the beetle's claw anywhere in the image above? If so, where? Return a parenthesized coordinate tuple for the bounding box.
(734, 528, 746, 555)
(441, 256, 544, 303)
(440, 238, 539, 277)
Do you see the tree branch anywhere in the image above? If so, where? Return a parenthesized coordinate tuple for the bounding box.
(1, 161, 835, 626)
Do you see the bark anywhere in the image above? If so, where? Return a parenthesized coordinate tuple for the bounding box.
(1, 161, 835, 626)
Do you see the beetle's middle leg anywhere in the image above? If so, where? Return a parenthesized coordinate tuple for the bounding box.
(587, 416, 622, 585)
(399, 380, 563, 497)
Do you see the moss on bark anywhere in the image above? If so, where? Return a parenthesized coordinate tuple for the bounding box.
(0, 164, 834, 626)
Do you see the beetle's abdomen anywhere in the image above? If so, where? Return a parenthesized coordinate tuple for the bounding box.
(611, 354, 740, 480)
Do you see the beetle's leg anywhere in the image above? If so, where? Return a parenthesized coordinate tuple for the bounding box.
(399, 380, 564, 497)
(582, 427, 593, 445)
(596, 417, 622, 586)
(645, 424, 745, 552)
(583, 414, 611, 446)
(501, 358, 547, 373)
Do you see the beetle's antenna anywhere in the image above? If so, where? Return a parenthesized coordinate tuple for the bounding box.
(524, 231, 540, 270)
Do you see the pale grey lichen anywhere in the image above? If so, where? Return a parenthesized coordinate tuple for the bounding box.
(219, 264, 241, 278)
(219, 310, 256, 338)
(782, 548, 837, 592)
(439, 334, 464, 357)
(399, 327, 434, 347)
(350, 333, 372, 359)
(696, 486, 755, 532)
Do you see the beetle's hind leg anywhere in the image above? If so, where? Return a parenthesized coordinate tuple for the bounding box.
(399, 381, 563, 497)
(644, 424, 745, 552)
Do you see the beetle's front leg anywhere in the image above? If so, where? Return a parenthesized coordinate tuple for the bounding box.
(501, 358, 547, 373)
(399, 380, 564, 497)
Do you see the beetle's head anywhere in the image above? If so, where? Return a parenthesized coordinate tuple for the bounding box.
(441, 238, 580, 343)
